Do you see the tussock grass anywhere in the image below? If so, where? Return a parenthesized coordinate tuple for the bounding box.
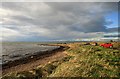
(50, 43, 120, 77)
(2, 42, 120, 78)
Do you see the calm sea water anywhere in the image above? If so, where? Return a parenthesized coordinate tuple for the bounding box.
(1, 42, 60, 65)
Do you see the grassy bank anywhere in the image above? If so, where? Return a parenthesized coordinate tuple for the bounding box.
(2, 42, 120, 78)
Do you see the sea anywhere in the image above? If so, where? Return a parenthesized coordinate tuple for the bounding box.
(1, 42, 60, 65)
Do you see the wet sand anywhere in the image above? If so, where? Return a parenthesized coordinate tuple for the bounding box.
(2, 46, 68, 75)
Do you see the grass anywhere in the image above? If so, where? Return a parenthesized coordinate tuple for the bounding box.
(49, 43, 120, 77)
(2, 42, 120, 78)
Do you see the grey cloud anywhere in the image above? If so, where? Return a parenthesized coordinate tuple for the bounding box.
(46, 2, 118, 15)
(1, 2, 118, 41)
(107, 27, 120, 32)
(69, 15, 107, 32)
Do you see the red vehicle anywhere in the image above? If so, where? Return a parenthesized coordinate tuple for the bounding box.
(100, 43, 113, 48)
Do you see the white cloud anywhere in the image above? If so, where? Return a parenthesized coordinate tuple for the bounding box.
(0, 2, 118, 41)
(1, 27, 26, 41)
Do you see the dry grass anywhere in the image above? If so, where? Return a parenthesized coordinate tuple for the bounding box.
(2, 42, 120, 78)
(49, 42, 120, 77)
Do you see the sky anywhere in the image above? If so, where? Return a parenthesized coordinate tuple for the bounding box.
(105, 12, 118, 28)
(0, 2, 119, 42)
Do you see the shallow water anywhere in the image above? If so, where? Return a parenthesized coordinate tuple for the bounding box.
(1, 42, 60, 65)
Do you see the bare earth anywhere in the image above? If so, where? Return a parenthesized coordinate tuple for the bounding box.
(2, 50, 67, 75)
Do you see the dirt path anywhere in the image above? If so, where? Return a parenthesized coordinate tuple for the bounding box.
(2, 50, 67, 75)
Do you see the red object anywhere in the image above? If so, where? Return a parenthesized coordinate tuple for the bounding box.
(100, 43, 113, 48)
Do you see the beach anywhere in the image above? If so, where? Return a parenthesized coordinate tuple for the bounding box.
(2, 42, 67, 75)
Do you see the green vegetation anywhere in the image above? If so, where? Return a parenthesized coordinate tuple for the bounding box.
(2, 42, 120, 78)
(50, 45, 119, 77)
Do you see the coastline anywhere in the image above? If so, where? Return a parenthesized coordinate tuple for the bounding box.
(2, 45, 69, 75)
(2, 42, 120, 78)
(2, 45, 65, 69)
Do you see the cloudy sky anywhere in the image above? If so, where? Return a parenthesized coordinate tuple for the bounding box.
(0, 2, 119, 41)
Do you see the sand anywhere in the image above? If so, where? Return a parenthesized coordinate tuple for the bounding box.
(2, 48, 67, 75)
